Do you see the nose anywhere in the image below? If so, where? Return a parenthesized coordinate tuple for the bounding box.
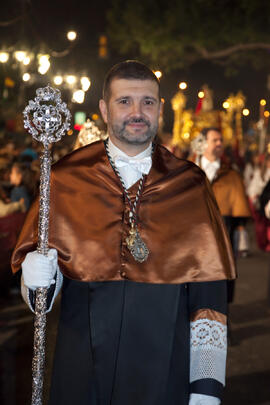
(130, 101, 142, 116)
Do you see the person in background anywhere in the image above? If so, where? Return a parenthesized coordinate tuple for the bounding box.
(247, 154, 270, 251)
(243, 151, 260, 189)
(20, 137, 38, 162)
(247, 154, 270, 209)
(259, 182, 270, 308)
(9, 162, 36, 211)
(196, 127, 250, 302)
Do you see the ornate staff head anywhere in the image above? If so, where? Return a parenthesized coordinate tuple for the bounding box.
(23, 84, 71, 147)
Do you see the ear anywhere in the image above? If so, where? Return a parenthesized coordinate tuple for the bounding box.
(159, 99, 164, 117)
(99, 99, 108, 124)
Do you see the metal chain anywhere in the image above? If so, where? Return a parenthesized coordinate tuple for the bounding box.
(104, 139, 146, 226)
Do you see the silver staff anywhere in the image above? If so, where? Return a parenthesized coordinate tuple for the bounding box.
(23, 85, 71, 405)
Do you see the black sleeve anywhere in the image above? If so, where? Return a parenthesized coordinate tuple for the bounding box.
(188, 280, 227, 316)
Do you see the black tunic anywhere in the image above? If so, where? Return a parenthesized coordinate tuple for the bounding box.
(48, 278, 227, 405)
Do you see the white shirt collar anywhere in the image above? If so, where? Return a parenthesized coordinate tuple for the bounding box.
(201, 156, 220, 182)
(201, 155, 220, 169)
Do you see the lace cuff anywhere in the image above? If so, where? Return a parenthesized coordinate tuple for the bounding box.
(190, 314, 227, 386)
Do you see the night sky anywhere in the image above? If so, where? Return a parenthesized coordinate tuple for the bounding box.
(1, 0, 268, 131)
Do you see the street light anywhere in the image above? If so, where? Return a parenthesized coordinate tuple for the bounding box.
(0, 52, 9, 63)
(223, 101, 230, 109)
(38, 54, 50, 74)
(260, 99, 267, 106)
(179, 82, 187, 90)
(154, 71, 162, 79)
(23, 56, 31, 65)
(54, 75, 63, 85)
(14, 51, 26, 62)
(81, 76, 91, 91)
(38, 62, 50, 74)
(72, 89, 85, 103)
(198, 91, 204, 99)
(67, 31, 77, 41)
(242, 108, 250, 116)
(66, 75, 77, 85)
(22, 73, 31, 82)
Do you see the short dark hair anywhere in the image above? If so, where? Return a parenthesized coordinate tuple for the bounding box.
(102, 60, 160, 102)
(201, 127, 221, 139)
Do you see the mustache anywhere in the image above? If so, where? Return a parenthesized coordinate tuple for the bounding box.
(124, 117, 151, 127)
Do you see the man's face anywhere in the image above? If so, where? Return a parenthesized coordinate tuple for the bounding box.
(99, 78, 161, 148)
(205, 130, 223, 158)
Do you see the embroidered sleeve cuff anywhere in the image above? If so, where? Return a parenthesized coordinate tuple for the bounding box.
(190, 309, 227, 388)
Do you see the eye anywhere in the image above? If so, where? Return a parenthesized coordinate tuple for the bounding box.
(119, 99, 129, 104)
(144, 99, 155, 105)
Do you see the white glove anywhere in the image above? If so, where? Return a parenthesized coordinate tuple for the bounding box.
(22, 249, 58, 290)
(189, 393, 221, 405)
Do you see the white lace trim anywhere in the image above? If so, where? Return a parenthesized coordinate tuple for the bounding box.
(190, 318, 227, 385)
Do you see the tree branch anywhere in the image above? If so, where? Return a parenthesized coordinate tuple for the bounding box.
(0, 14, 25, 27)
(196, 43, 270, 59)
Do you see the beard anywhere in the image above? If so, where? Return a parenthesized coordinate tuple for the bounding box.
(214, 146, 223, 158)
(109, 117, 158, 145)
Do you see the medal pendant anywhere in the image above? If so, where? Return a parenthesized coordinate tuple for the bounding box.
(126, 227, 149, 263)
(126, 224, 136, 248)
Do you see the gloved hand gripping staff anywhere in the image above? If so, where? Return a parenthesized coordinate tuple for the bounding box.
(23, 85, 71, 405)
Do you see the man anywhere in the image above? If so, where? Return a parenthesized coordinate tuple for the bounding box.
(198, 127, 250, 301)
(12, 61, 235, 405)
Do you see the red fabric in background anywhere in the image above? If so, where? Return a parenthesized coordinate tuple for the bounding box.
(0, 212, 26, 278)
(248, 199, 270, 252)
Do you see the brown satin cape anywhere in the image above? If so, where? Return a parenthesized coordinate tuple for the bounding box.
(11, 141, 236, 283)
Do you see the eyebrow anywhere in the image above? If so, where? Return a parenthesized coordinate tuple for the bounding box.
(114, 95, 158, 102)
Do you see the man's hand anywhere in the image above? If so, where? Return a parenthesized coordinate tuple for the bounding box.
(22, 249, 58, 290)
(189, 393, 221, 405)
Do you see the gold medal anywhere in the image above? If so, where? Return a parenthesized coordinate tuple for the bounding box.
(126, 223, 149, 263)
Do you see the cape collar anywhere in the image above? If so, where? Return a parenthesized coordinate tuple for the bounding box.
(101, 140, 173, 197)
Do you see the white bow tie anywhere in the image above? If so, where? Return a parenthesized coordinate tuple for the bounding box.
(206, 160, 219, 169)
(114, 155, 152, 175)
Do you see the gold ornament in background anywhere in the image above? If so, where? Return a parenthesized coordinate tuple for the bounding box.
(73, 119, 107, 150)
(222, 91, 246, 146)
(171, 86, 246, 149)
(171, 91, 187, 146)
